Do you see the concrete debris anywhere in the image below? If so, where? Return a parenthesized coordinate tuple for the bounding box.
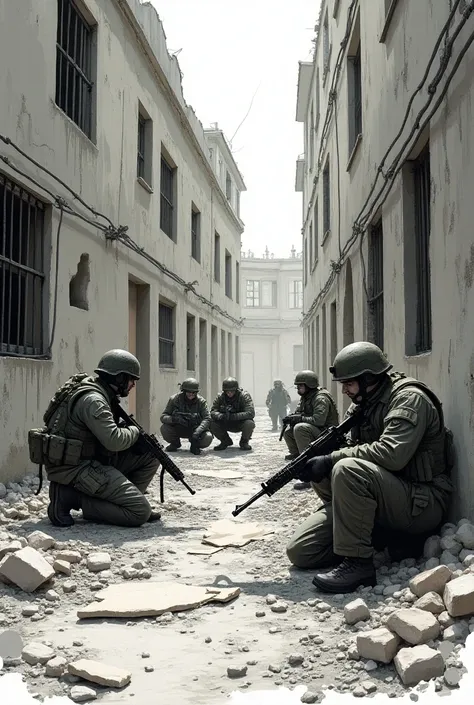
(444, 574, 474, 617)
(413, 591, 445, 614)
(226, 664, 248, 678)
(456, 522, 474, 549)
(409, 564, 452, 597)
(344, 598, 370, 625)
(26, 531, 55, 551)
(68, 659, 131, 688)
(394, 644, 444, 686)
(53, 559, 72, 576)
(0, 546, 55, 592)
(21, 642, 55, 665)
(45, 655, 68, 677)
(70, 684, 98, 702)
(86, 552, 111, 572)
(0, 540, 22, 558)
(356, 627, 400, 663)
(386, 608, 440, 645)
(56, 550, 82, 564)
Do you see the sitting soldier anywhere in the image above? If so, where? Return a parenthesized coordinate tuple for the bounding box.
(210, 377, 255, 451)
(160, 378, 213, 455)
(283, 370, 339, 490)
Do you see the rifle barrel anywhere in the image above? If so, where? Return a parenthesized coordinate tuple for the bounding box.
(232, 487, 267, 516)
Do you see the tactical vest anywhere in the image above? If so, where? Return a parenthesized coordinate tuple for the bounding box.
(351, 373, 454, 482)
(28, 375, 115, 468)
(298, 387, 339, 427)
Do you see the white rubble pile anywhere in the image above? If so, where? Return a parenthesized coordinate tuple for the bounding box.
(0, 475, 45, 524)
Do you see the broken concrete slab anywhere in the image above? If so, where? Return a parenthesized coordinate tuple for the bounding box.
(45, 655, 68, 677)
(409, 565, 452, 597)
(202, 519, 274, 548)
(187, 468, 243, 480)
(70, 684, 97, 702)
(77, 581, 240, 619)
(26, 531, 55, 551)
(55, 550, 82, 564)
(0, 541, 22, 559)
(394, 644, 444, 686)
(86, 552, 111, 572)
(68, 659, 131, 688)
(0, 546, 55, 592)
(54, 559, 72, 576)
(387, 608, 440, 645)
(413, 591, 445, 614)
(21, 642, 55, 665)
(356, 627, 400, 664)
(344, 598, 370, 625)
(444, 574, 474, 617)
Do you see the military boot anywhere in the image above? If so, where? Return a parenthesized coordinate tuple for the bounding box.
(47, 481, 81, 528)
(189, 441, 201, 455)
(166, 442, 181, 452)
(147, 510, 162, 522)
(214, 437, 233, 451)
(293, 480, 311, 491)
(312, 557, 376, 594)
(285, 453, 298, 461)
(239, 439, 252, 451)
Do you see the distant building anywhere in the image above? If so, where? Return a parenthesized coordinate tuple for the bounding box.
(240, 247, 303, 406)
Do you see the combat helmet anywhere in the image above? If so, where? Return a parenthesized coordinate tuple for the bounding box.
(181, 378, 199, 393)
(330, 342, 392, 382)
(95, 349, 140, 379)
(222, 377, 239, 391)
(294, 370, 319, 389)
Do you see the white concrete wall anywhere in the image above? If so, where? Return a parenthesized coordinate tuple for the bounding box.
(0, 0, 244, 482)
(240, 257, 303, 405)
(296, 0, 474, 517)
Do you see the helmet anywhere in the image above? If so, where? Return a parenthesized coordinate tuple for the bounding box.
(273, 379, 283, 387)
(94, 349, 141, 379)
(222, 377, 239, 391)
(181, 378, 199, 392)
(294, 370, 319, 389)
(330, 342, 392, 381)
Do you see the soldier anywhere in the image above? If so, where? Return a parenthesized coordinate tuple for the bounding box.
(283, 370, 339, 490)
(266, 379, 291, 431)
(35, 350, 162, 529)
(210, 377, 255, 451)
(286, 342, 453, 594)
(160, 378, 213, 455)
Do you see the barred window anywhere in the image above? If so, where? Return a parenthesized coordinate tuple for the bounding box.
(368, 220, 384, 350)
(1, 175, 46, 356)
(160, 155, 175, 240)
(159, 302, 175, 367)
(191, 205, 201, 262)
(55, 0, 94, 138)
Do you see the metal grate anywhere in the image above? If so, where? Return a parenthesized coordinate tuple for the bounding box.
(368, 220, 384, 350)
(160, 156, 174, 239)
(137, 114, 146, 179)
(55, 0, 93, 137)
(0, 175, 46, 356)
(413, 147, 432, 353)
(191, 207, 200, 261)
(159, 302, 175, 367)
(323, 161, 331, 235)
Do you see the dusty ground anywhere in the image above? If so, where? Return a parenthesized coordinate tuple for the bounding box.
(0, 407, 471, 703)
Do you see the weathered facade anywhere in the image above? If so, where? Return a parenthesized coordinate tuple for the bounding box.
(0, 0, 245, 482)
(240, 248, 303, 406)
(295, 0, 474, 517)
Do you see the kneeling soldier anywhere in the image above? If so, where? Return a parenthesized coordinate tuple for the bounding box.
(160, 378, 213, 455)
(210, 378, 255, 451)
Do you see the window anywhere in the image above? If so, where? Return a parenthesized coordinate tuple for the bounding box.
(225, 250, 232, 299)
(137, 104, 153, 187)
(220, 329, 226, 378)
(245, 280, 276, 308)
(55, 0, 94, 138)
(368, 220, 384, 350)
(413, 147, 432, 353)
(289, 280, 303, 309)
(159, 302, 175, 367)
(191, 204, 201, 262)
(226, 171, 232, 201)
(313, 200, 319, 266)
(214, 231, 221, 283)
(323, 159, 331, 237)
(235, 261, 240, 303)
(323, 11, 330, 74)
(0, 175, 46, 356)
(293, 345, 304, 371)
(160, 152, 176, 240)
(348, 43, 362, 155)
(186, 314, 196, 371)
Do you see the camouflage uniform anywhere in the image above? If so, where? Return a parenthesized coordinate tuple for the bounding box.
(210, 381, 255, 449)
(160, 392, 212, 449)
(266, 382, 291, 430)
(284, 388, 339, 456)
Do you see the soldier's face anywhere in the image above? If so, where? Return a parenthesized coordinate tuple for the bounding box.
(225, 390, 236, 398)
(341, 380, 359, 398)
(296, 384, 306, 396)
(186, 391, 197, 400)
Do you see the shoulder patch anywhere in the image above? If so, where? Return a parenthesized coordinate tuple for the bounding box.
(385, 407, 418, 426)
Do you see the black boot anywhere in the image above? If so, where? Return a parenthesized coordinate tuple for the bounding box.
(147, 510, 162, 522)
(285, 453, 298, 460)
(166, 442, 181, 452)
(47, 482, 81, 528)
(239, 439, 252, 451)
(312, 557, 376, 594)
(293, 481, 311, 491)
(189, 442, 201, 455)
(214, 438, 233, 451)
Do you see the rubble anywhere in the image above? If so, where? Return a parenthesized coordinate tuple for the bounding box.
(344, 598, 370, 625)
(409, 565, 452, 597)
(86, 552, 111, 572)
(70, 685, 98, 702)
(45, 656, 68, 677)
(54, 559, 72, 576)
(356, 628, 400, 663)
(26, 531, 55, 551)
(21, 642, 55, 665)
(0, 546, 55, 592)
(413, 591, 445, 614)
(394, 644, 444, 686)
(444, 574, 474, 617)
(68, 659, 132, 688)
(386, 608, 440, 645)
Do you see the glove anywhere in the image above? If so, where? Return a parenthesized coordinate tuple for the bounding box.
(131, 433, 150, 455)
(287, 414, 302, 426)
(295, 455, 333, 483)
(191, 429, 202, 442)
(215, 412, 225, 422)
(171, 413, 181, 425)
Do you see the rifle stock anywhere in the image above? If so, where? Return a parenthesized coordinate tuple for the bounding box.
(232, 408, 363, 517)
(116, 405, 196, 501)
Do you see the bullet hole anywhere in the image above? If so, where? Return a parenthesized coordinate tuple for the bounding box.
(69, 253, 90, 311)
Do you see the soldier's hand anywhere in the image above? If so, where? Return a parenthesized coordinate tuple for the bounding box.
(295, 455, 332, 483)
(282, 416, 290, 425)
(288, 414, 302, 426)
(191, 430, 202, 442)
(215, 412, 225, 422)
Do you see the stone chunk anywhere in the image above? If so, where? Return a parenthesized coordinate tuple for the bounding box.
(68, 659, 131, 688)
(0, 546, 55, 592)
(387, 608, 440, 645)
(86, 552, 111, 573)
(356, 627, 400, 664)
(456, 523, 474, 550)
(413, 591, 445, 614)
(344, 598, 370, 625)
(54, 559, 72, 576)
(22, 642, 55, 665)
(45, 656, 67, 677)
(394, 644, 444, 686)
(56, 550, 82, 564)
(27, 531, 55, 551)
(444, 574, 474, 617)
(0, 541, 22, 559)
(70, 685, 97, 702)
(227, 664, 248, 678)
(409, 565, 452, 597)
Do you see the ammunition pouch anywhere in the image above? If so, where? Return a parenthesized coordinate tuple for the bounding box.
(28, 428, 84, 467)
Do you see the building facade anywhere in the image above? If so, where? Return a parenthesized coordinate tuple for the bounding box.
(240, 247, 303, 406)
(0, 0, 245, 483)
(295, 0, 474, 517)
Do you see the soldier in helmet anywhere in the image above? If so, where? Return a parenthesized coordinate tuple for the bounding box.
(40, 350, 162, 528)
(266, 379, 291, 432)
(283, 370, 339, 490)
(160, 378, 213, 455)
(210, 378, 255, 451)
(286, 342, 453, 594)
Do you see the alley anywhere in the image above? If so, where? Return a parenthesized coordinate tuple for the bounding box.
(0, 408, 473, 703)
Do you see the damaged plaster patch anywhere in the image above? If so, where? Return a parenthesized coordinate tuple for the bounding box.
(464, 243, 474, 290)
(69, 254, 90, 310)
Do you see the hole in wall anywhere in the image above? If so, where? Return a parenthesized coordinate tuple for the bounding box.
(69, 253, 90, 311)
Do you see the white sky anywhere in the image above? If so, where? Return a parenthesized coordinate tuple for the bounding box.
(150, 0, 319, 259)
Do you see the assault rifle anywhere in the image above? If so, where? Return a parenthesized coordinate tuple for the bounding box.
(279, 423, 288, 442)
(116, 405, 196, 503)
(232, 407, 363, 516)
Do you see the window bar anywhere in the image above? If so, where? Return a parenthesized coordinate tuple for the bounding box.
(65, 0, 72, 122)
(71, 10, 78, 126)
(23, 201, 31, 350)
(0, 181, 6, 349)
(6, 187, 13, 350)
